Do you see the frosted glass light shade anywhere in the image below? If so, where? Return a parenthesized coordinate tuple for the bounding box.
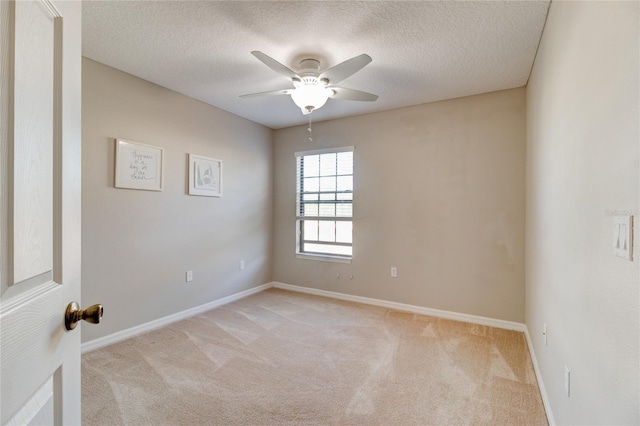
(291, 84, 332, 114)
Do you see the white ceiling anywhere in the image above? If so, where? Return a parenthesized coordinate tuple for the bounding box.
(82, 1, 550, 129)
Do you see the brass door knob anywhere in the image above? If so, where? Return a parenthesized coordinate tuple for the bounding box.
(65, 302, 103, 331)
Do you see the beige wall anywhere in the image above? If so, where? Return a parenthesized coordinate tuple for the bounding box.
(81, 58, 273, 342)
(273, 88, 527, 322)
(526, 2, 639, 424)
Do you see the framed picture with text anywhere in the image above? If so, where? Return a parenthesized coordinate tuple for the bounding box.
(115, 138, 164, 191)
(188, 153, 222, 197)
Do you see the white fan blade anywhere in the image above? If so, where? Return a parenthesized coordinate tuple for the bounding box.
(240, 89, 292, 98)
(319, 54, 372, 85)
(330, 87, 378, 102)
(251, 51, 299, 80)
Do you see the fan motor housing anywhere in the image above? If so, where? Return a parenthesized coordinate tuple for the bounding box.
(298, 58, 321, 71)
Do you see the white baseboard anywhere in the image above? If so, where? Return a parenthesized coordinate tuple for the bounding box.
(524, 326, 556, 426)
(272, 282, 526, 332)
(81, 283, 272, 353)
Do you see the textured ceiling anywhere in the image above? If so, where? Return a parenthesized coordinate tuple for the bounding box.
(82, 1, 550, 129)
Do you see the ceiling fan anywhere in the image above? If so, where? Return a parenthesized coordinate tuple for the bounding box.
(240, 51, 378, 115)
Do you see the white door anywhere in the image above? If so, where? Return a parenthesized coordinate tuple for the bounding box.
(1, 0, 83, 424)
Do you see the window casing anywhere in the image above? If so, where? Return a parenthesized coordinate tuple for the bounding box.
(295, 147, 353, 260)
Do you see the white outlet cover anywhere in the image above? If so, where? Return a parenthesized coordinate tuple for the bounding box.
(612, 215, 633, 260)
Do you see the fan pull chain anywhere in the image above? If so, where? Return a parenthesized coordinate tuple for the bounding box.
(308, 115, 313, 142)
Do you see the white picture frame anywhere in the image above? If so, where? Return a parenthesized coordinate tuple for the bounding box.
(115, 138, 164, 191)
(188, 154, 222, 197)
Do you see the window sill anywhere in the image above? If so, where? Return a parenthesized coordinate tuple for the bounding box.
(296, 253, 352, 264)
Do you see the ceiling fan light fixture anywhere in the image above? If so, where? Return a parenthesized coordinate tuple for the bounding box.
(290, 83, 333, 115)
(242, 51, 377, 117)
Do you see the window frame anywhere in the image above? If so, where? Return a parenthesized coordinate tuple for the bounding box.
(294, 146, 354, 263)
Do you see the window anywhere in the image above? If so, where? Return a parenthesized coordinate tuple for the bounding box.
(295, 147, 354, 260)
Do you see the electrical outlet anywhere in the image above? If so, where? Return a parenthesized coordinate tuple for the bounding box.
(186, 271, 193, 282)
(390, 267, 398, 278)
(543, 323, 547, 346)
(564, 365, 570, 397)
(240, 260, 245, 270)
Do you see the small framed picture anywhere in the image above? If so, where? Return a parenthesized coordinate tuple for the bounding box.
(188, 154, 222, 197)
(115, 138, 164, 191)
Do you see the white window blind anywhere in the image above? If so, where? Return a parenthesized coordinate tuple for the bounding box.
(295, 147, 354, 258)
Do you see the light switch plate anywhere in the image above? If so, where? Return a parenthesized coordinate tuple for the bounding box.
(613, 215, 633, 260)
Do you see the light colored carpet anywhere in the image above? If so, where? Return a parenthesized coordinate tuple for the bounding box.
(82, 288, 548, 425)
